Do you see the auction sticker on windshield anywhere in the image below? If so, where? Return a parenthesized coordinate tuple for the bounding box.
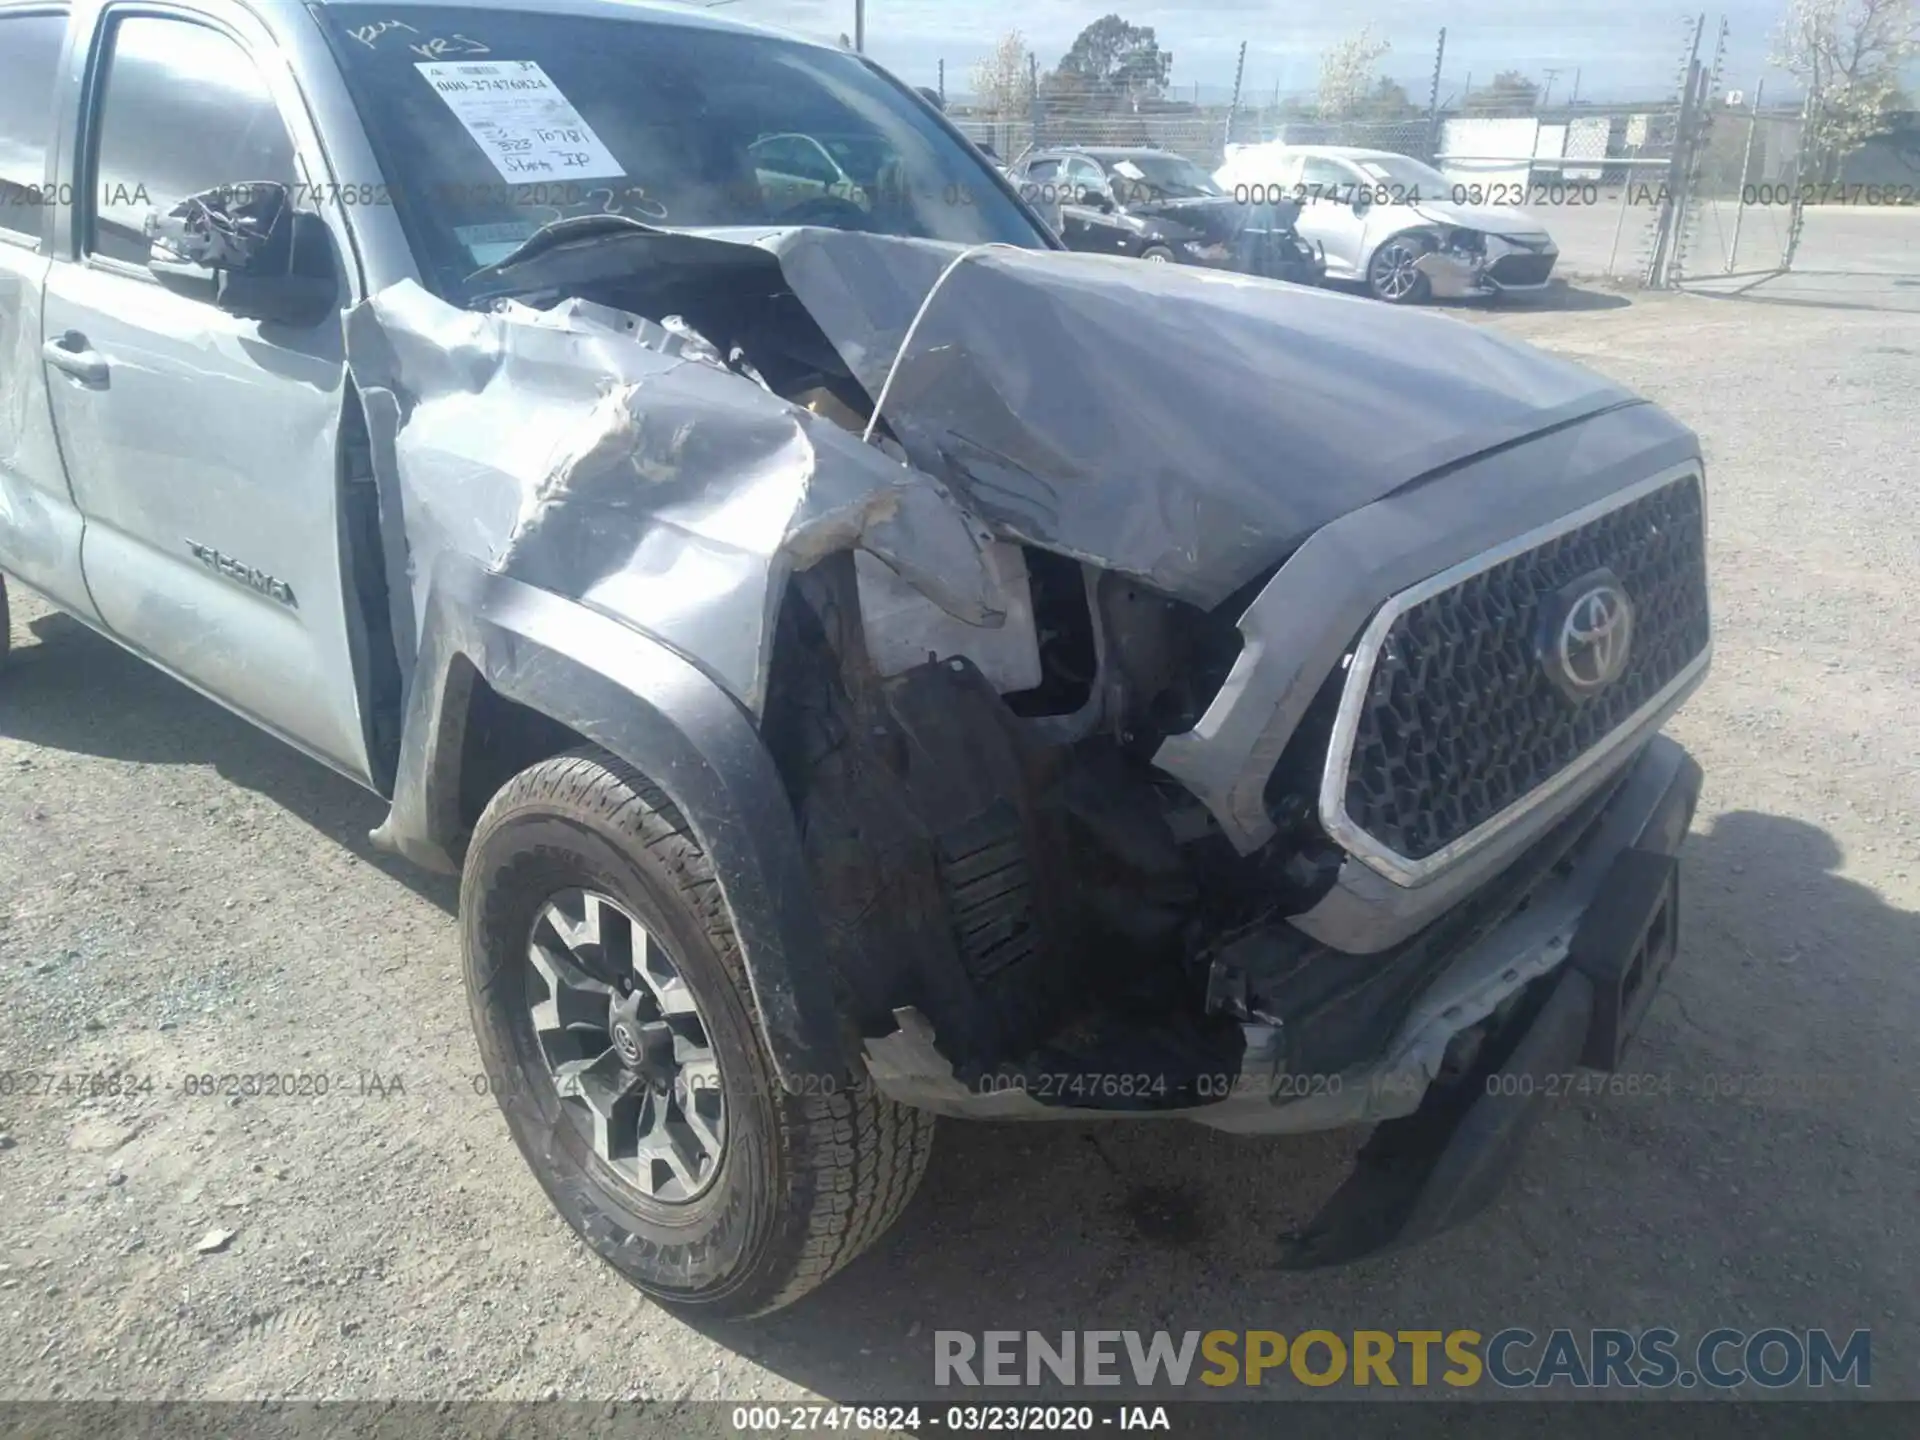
(417, 60, 625, 183)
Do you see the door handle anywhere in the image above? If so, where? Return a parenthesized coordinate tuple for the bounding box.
(43, 332, 110, 388)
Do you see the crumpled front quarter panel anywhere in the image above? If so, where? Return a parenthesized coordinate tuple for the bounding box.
(344, 280, 1000, 712)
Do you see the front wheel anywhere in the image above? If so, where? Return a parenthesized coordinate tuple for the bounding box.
(1367, 234, 1433, 303)
(461, 747, 935, 1317)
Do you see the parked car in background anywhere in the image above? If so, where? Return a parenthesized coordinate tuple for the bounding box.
(1009, 146, 1324, 285)
(1217, 143, 1559, 303)
(750, 132, 869, 215)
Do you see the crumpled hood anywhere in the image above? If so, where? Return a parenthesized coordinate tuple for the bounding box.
(1123, 194, 1249, 237)
(345, 225, 1640, 714)
(764, 230, 1636, 607)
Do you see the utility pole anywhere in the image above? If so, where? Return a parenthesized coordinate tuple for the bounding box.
(1028, 52, 1040, 153)
(1647, 12, 1706, 287)
(1425, 27, 1447, 162)
(1570, 67, 1581, 104)
(854, 0, 864, 53)
(938, 58, 945, 105)
(1541, 67, 1561, 110)
(1225, 40, 1247, 153)
(1726, 76, 1764, 270)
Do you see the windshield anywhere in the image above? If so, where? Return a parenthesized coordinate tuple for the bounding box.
(319, 6, 1048, 299)
(1102, 153, 1225, 202)
(1351, 154, 1451, 194)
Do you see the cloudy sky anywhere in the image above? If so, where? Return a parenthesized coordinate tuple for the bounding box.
(712, 0, 1801, 103)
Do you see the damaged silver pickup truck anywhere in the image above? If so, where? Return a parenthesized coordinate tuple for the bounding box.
(0, 0, 1710, 1316)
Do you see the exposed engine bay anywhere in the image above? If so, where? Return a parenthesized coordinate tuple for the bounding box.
(344, 222, 1665, 1114)
(434, 242, 1371, 1099)
(1412, 226, 1560, 298)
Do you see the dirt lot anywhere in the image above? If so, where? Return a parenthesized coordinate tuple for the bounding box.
(3, 280, 1917, 1405)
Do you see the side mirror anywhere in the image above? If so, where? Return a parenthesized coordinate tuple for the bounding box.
(1077, 186, 1112, 211)
(1351, 193, 1372, 217)
(146, 182, 336, 326)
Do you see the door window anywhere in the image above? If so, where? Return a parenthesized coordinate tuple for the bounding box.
(1298, 157, 1357, 200)
(88, 16, 297, 266)
(1065, 157, 1107, 202)
(0, 12, 67, 241)
(750, 133, 840, 187)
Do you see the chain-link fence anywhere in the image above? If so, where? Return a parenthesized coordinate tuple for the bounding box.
(1674, 108, 1920, 303)
(1426, 105, 1684, 280)
(1625, 17, 1914, 297)
(946, 12, 1912, 296)
(1669, 101, 1808, 281)
(952, 109, 1434, 173)
(1241, 116, 1434, 158)
(950, 54, 1693, 287)
(950, 109, 1229, 169)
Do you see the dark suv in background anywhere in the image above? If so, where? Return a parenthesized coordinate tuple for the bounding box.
(1011, 145, 1324, 285)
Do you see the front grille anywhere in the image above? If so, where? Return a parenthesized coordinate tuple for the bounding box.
(1489, 252, 1556, 286)
(1339, 475, 1708, 865)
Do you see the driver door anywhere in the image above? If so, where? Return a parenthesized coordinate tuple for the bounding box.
(1061, 156, 1129, 253)
(1294, 156, 1368, 279)
(40, 4, 372, 779)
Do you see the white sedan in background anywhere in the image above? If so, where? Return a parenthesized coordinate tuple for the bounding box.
(1215, 143, 1559, 303)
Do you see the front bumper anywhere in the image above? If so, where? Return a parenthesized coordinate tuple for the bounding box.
(1278, 741, 1695, 1265)
(1416, 236, 1561, 297)
(865, 734, 1699, 1143)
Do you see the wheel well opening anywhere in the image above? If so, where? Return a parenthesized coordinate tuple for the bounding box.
(455, 673, 593, 832)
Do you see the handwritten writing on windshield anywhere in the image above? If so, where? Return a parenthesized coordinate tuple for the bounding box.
(410, 34, 491, 59)
(347, 19, 416, 48)
(345, 18, 491, 58)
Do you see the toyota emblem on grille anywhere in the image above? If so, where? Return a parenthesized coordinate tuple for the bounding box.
(1540, 570, 1635, 700)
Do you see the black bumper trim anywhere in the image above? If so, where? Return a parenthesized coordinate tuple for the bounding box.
(1277, 969, 1594, 1269)
(1277, 746, 1700, 1269)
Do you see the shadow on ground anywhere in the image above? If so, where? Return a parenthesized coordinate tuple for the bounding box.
(1676, 271, 1920, 313)
(1322, 278, 1631, 313)
(1460, 279, 1634, 313)
(689, 806, 1917, 1402)
(0, 609, 456, 913)
(7, 602, 1914, 1401)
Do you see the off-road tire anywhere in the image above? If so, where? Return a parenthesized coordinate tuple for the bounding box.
(461, 746, 935, 1317)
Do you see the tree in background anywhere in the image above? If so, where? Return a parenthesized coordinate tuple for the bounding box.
(1355, 76, 1422, 121)
(1043, 14, 1173, 113)
(1462, 69, 1541, 114)
(1774, 0, 1918, 180)
(971, 31, 1035, 121)
(1316, 23, 1392, 118)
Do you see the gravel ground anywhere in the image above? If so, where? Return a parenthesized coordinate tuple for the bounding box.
(2, 281, 1917, 1405)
